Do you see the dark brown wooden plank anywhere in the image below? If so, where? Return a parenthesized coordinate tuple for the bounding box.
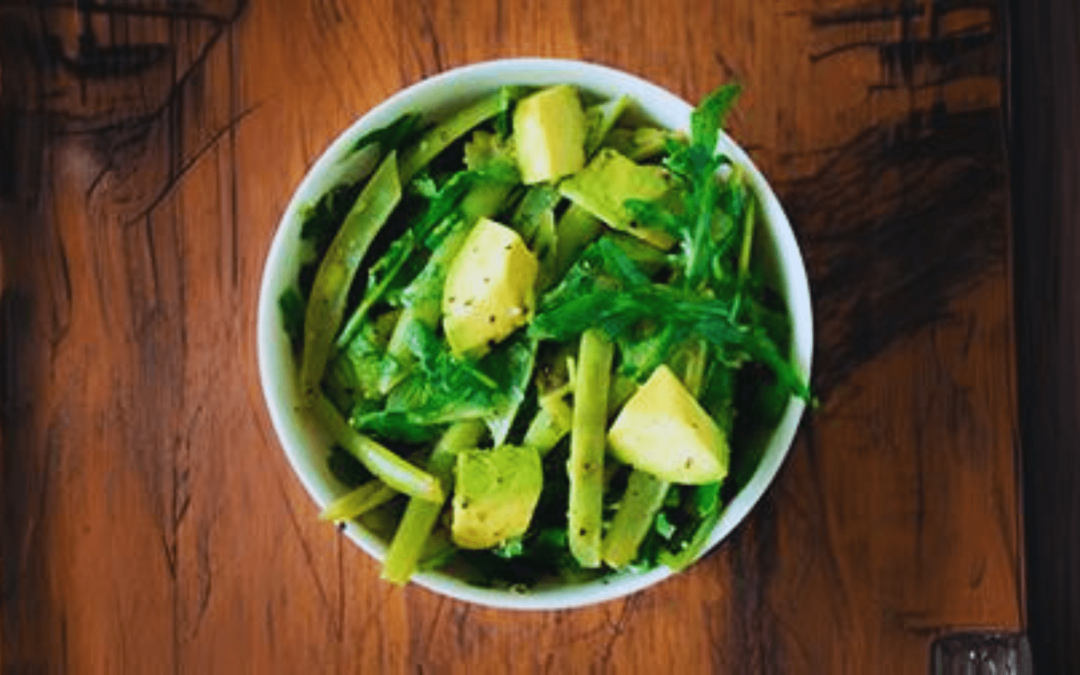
(1010, 0, 1080, 672)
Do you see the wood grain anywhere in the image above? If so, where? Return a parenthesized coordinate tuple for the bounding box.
(0, 1, 1021, 672)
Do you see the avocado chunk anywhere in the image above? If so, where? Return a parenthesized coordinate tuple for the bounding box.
(559, 148, 676, 250)
(601, 127, 675, 162)
(607, 364, 729, 484)
(513, 85, 587, 184)
(442, 217, 539, 358)
(452, 445, 543, 549)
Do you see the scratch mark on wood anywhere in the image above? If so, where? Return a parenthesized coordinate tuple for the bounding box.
(227, 23, 240, 292)
(809, 3, 927, 27)
(161, 529, 177, 580)
(418, 596, 447, 660)
(417, 0, 445, 76)
(27, 0, 244, 25)
(598, 595, 640, 672)
(185, 520, 214, 644)
(119, 103, 258, 229)
(276, 476, 333, 616)
(334, 532, 345, 644)
(44, 220, 73, 352)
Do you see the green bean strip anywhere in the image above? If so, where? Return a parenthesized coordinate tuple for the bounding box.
(601, 470, 670, 569)
(607, 375, 638, 418)
(301, 151, 402, 402)
(314, 395, 444, 503)
(382, 420, 486, 585)
(552, 203, 605, 280)
(335, 232, 415, 352)
(319, 480, 398, 522)
(584, 95, 629, 157)
(567, 328, 614, 568)
(523, 396, 573, 457)
(398, 92, 506, 183)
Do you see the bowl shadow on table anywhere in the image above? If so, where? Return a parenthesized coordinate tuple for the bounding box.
(776, 102, 1026, 670)
(778, 105, 1007, 398)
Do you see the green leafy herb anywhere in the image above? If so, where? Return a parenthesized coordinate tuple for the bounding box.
(351, 411, 444, 444)
(493, 536, 526, 559)
(349, 112, 428, 156)
(299, 183, 365, 263)
(328, 444, 374, 488)
(654, 511, 676, 540)
(279, 287, 306, 354)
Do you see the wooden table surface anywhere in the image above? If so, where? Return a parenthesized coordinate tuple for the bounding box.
(0, 1, 1034, 672)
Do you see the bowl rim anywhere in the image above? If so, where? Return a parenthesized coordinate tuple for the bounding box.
(256, 57, 814, 611)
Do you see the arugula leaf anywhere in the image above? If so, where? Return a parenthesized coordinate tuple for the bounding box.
(349, 112, 428, 156)
(299, 182, 365, 260)
(324, 318, 394, 412)
(495, 85, 530, 139)
(510, 185, 561, 244)
(337, 229, 417, 349)
(350, 411, 444, 444)
(279, 287, 306, 354)
(690, 84, 741, 158)
(382, 322, 535, 432)
(480, 334, 538, 446)
(493, 536, 526, 559)
(654, 511, 677, 540)
(530, 255, 809, 400)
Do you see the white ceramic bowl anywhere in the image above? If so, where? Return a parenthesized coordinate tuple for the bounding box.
(257, 58, 813, 610)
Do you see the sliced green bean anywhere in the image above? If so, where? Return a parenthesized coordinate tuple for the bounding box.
(319, 480, 398, 522)
(584, 95, 629, 157)
(567, 328, 614, 568)
(602, 127, 675, 162)
(382, 420, 486, 585)
(552, 203, 604, 279)
(607, 375, 638, 418)
(399, 91, 506, 183)
(314, 394, 443, 503)
(601, 469, 670, 569)
(335, 231, 415, 352)
(301, 151, 402, 402)
(524, 370, 634, 456)
(523, 395, 573, 457)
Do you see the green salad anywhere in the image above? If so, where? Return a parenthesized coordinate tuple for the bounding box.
(280, 82, 810, 588)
